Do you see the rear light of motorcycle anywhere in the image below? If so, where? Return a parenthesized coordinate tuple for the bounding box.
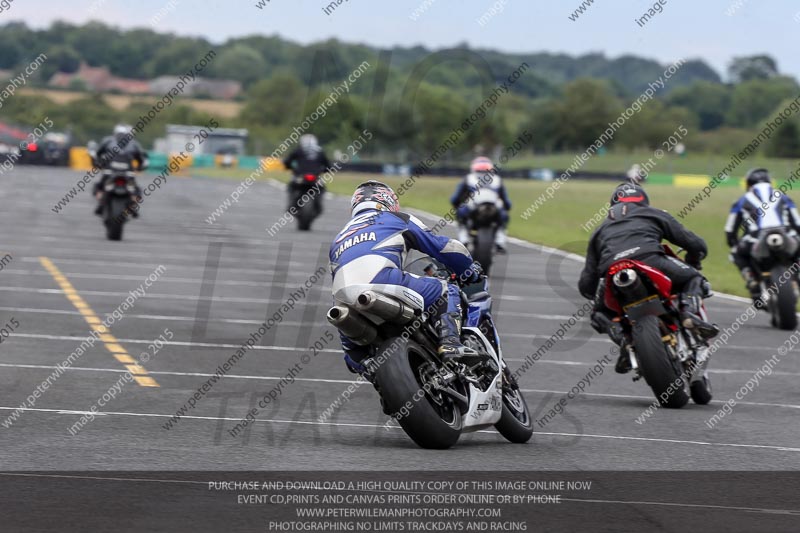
(303, 174, 317, 182)
(608, 261, 635, 276)
(26, 143, 38, 152)
(114, 178, 127, 186)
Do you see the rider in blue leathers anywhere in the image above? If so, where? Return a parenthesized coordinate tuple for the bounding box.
(725, 168, 800, 301)
(451, 157, 512, 253)
(330, 181, 482, 374)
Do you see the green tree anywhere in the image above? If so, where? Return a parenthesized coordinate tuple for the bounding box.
(39, 44, 82, 81)
(143, 37, 214, 78)
(616, 100, 698, 150)
(726, 77, 799, 127)
(552, 78, 622, 150)
(766, 121, 800, 158)
(207, 44, 267, 86)
(0, 32, 23, 69)
(728, 55, 779, 83)
(239, 73, 307, 127)
(667, 81, 731, 131)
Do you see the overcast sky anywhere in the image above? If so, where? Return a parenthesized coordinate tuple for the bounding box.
(4, 0, 799, 80)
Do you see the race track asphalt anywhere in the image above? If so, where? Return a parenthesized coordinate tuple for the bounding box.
(0, 167, 798, 530)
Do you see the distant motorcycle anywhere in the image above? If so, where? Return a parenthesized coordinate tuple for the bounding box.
(750, 227, 800, 330)
(604, 245, 713, 408)
(327, 256, 532, 449)
(465, 188, 503, 275)
(98, 161, 139, 241)
(290, 173, 322, 231)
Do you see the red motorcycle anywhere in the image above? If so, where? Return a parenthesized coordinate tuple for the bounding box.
(604, 245, 712, 408)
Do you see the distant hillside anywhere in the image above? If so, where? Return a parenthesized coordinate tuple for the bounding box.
(0, 20, 719, 99)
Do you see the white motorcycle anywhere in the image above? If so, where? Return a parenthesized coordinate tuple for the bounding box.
(327, 256, 532, 449)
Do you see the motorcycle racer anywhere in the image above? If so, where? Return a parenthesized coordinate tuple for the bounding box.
(330, 181, 483, 374)
(451, 156, 512, 253)
(725, 168, 800, 302)
(579, 182, 718, 372)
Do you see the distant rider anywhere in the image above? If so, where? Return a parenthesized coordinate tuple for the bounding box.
(330, 181, 483, 375)
(579, 182, 717, 373)
(283, 134, 331, 216)
(451, 156, 512, 253)
(725, 168, 800, 303)
(92, 124, 146, 216)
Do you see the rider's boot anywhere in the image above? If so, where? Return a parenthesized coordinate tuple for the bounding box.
(437, 284, 480, 364)
(591, 311, 630, 373)
(437, 312, 480, 363)
(457, 224, 469, 245)
(679, 294, 719, 340)
(495, 228, 507, 254)
(740, 267, 762, 304)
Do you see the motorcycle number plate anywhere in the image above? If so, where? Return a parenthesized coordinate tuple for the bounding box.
(622, 294, 659, 312)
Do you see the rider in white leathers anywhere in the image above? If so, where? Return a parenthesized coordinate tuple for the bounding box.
(451, 157, 512, 253)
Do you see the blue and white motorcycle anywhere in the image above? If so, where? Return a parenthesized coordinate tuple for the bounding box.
(327, 255, 532, 449)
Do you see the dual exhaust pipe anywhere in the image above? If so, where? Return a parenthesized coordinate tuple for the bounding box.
(327, 291, 422, 345)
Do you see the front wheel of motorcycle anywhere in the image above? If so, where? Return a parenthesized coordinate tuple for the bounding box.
(632, 315, 689, 409)
(494, 367, 533, 443)
(374, 337, 462, 449)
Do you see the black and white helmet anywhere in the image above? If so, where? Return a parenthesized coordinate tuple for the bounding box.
(745, 168, 771, 188)
(351, 181, 400, 217)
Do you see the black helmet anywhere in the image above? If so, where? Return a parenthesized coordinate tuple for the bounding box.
(610, 182, 649, 206)
(745, 168, 771, 188)
(351, 181, 400, 217)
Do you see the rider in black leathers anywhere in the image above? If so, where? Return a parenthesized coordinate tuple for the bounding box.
(283, 134, 331, 215)
(578, 183, 717, 372)
(92, 124, 146, 216)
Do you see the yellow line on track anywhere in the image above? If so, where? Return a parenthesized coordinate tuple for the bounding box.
(39, 257, 159, 388)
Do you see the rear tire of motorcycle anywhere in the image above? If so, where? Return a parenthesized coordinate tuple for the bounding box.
(374, 338, 462, 449)
(473, 227, 494, 275)
(632, 315, 689, 409)
(495, 371, 533, 443)
(297, 200, 314, 231)
(773, 269, 797, 330)
(105, 198, 127, 241)
(689, 376, 713, 405)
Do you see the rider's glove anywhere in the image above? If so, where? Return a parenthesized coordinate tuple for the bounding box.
(463, 261, 483, 284)
(686, 254, 703, 270)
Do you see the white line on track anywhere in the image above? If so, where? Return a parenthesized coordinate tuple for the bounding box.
(557, 497, 800, 516)
(0, 287, 587, 321)
(0, 286, 328, 305)
(0, 472, 208, 486)
(5, 245, 325, 261)
(10, 333, 334, 353)
(10, 332, 799, 375)
(0, 306, 780, 354)
(0, 269, 288, 288)
(2, 404, 798, 453)
(2, 362, 798, 411)
(18, 257, 317, 276)
(0, 306, 320, 327)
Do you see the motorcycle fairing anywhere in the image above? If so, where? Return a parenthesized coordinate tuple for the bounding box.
(459, 326, 503, 430)
(604, 259, 673, 313)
